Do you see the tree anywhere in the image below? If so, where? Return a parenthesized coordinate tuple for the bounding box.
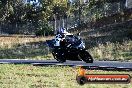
(52, 0, 69, 31)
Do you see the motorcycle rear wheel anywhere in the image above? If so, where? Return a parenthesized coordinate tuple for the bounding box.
(79, 50, 93, 63)
(52, 49, 66, 63)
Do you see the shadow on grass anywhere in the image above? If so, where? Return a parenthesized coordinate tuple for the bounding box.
(79, 20, 132, 61)
(82, 20, 132, 49)
(0, 41, 52, 60)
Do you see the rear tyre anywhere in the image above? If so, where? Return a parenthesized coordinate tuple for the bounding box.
(52, 49, 66, 63)
(79, 50, 93, 63)
(56, 54, 66, 63)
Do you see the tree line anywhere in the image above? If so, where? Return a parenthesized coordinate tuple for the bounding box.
(0, 0, 131, 36)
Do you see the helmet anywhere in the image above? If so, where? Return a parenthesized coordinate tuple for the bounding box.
(57, 27, 68, 34)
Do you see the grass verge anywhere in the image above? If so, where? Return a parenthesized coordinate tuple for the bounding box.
(0, 35, 131, 61)
(88, 41, 132, 61)
(0, 36, 53, 60)
(0, 64, 132, 88)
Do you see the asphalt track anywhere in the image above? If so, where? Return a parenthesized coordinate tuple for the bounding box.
(0, 59, 132, 71)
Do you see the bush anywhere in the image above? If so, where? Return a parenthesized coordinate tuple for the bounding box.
(35, 29, 54, 36)
(127, 29, 132, 39)
(35, 23, 54, 36)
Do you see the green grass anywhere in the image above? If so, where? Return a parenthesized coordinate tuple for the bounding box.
(0, 44, 52, 60)
(0, 64, 132, 88)
(0, 36, 53, 60)
(81, 22, 132, 61)
(0, 34, 131, 61)
(88, 40, 132, 61)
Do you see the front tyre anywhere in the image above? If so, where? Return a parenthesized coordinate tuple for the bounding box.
(79, 50, 93, 63)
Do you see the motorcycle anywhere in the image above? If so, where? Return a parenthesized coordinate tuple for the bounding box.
(46, 33, 93, 63)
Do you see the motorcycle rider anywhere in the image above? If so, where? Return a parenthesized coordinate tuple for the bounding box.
(54, 27, 85, 49)
(54, 27, 68, 47)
